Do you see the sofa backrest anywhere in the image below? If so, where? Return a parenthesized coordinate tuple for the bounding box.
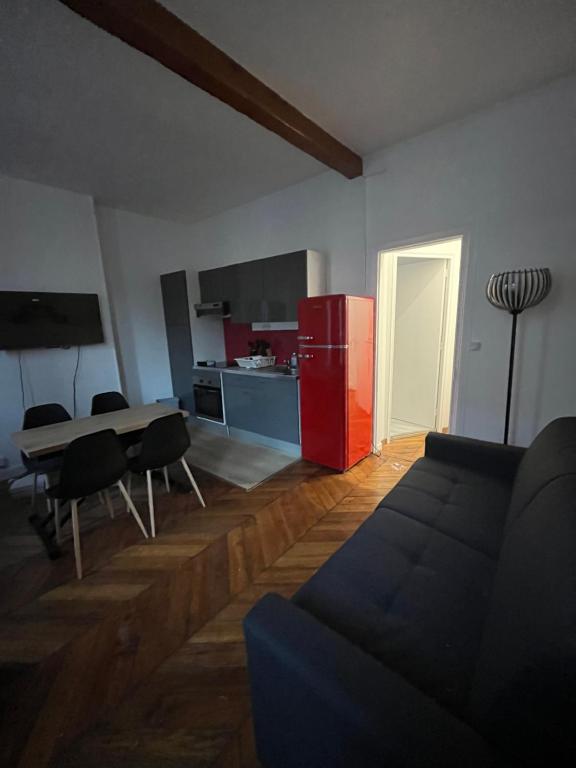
(469, 417, 576, 764)
(507, 416, 576, 527)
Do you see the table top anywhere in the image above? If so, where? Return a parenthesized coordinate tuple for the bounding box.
(12, 403, 188, 458)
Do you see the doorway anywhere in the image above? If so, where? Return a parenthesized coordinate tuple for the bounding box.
(375, 237, 463, 445)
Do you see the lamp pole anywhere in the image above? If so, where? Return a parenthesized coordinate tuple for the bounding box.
(486, 268, 551, 445)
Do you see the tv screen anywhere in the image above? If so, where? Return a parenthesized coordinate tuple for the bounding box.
(0, 291, 104, 350)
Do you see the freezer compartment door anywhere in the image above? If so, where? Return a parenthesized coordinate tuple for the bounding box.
(297, 295, 347, 346)
(299, 347, 347, 471)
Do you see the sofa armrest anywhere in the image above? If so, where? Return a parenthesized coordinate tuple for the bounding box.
(425, 432, 525, 481)
(244, 593, 505, 768)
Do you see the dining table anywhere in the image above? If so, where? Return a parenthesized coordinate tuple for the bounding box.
(12, 402, 188, 458)
(12, 402, 189, 559)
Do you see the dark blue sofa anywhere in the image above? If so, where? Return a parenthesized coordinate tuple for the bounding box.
(244, 418, 576, 767)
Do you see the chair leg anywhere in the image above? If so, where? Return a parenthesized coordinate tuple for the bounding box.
(146, 470, 156, 538)
(117, 481, 149, 539)
(180, 457, 206, 508)
(31, 472, 38, 510)
(54, 499, 61, 544)
(126, 473, 132, 513)
(46, 493, 52, 515)
(104, 489, 115, 519)
(163, 466, 170, 493)
(70, 499, 82, 580)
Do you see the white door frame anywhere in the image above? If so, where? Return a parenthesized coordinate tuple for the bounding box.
(375, 235, 467, 447)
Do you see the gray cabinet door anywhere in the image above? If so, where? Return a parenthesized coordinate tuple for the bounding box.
(229, 259, 265, 323)
(198, 268, 221, 303)
(161, 271, 194, 414)
(223, 374, 300, 444)
(199, 264, 237, 304)
(262, 251, 307, 321)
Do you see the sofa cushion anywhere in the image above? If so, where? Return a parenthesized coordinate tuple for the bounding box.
(294, 505, 498, 713)
(379, 457, 512, 558)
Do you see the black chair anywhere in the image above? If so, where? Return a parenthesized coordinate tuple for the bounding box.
(46, 429, 149, 579)
(127, 413, 205, 537)
(90, 391, 129, 415)
(21, 403, 71, 509)
(91, 391, 142, 450)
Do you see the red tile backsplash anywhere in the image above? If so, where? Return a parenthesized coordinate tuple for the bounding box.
(223, 318, 299, 365)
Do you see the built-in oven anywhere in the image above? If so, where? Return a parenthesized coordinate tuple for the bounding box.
(193, 371, 224, 423)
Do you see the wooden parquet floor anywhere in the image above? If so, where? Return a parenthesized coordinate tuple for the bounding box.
(54, 434, 426, 768)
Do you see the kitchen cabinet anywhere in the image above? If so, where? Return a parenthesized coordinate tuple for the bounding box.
(198, 264, 236, 305)
(222, 373, 300, 445)
(261, 251, 307, 322)
(198, 267, 221, 304)
(198, 250, 325, 324)
(230, 258, 264, 323)
(160, 270, 195, 414)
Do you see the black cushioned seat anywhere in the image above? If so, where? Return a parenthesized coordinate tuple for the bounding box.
(294, 507, 497, 711)
(245, 418, 576, 768)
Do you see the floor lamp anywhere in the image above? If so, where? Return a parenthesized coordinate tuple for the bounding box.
(486, 267, 552, 445)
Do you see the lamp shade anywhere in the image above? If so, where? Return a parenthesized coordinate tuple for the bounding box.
(486, 267, 551, 313)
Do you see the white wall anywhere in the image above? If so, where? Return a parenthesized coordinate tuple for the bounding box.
(0, 176, 120, 471)
(366, 74, 576, 445)
(392, 259, 446, 428)
(97, 171, 366, 407)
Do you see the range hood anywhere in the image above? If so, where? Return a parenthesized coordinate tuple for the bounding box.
(194, 301, 230, 318)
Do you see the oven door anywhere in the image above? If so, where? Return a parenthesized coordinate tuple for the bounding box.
(193, 384, 224, 422)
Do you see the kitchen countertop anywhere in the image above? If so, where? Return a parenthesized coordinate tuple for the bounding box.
(222, 366, 299, 381)
(193, 364, 298, 380)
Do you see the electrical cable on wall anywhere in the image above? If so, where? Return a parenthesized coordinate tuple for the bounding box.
(18, 351, 25, 410)
(72, 345, 81, 417)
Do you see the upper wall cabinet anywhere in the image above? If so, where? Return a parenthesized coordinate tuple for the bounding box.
(198, 250, 326, 323)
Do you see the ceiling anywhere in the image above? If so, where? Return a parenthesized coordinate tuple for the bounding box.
(1, 0, 576, 222)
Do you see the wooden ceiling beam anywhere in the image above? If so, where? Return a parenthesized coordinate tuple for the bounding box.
(58, 0, 363, 178)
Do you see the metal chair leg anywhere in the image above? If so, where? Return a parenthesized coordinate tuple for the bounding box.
(104, 489, 115, 519)
(163, 466, 170, 493)
(146, 470, 156, 538)
(180, 457, 206, 507)
(70, 499, 82, 579)
(117, 481, 149, 539)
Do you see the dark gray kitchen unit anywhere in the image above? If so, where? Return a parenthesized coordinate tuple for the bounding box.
(198, 250, 325, 323)
(160, 270, 194, 414)
(222, 373, 300, 445)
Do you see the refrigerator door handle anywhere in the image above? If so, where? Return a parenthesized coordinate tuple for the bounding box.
(299, 344, 349, 349)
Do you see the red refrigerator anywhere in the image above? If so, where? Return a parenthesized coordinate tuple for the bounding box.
(298, 294, 375, 471)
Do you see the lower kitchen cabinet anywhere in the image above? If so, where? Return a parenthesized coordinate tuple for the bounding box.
(222, 374, 300, 445)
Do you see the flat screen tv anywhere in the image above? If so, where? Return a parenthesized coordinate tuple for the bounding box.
(0, 291, 104, 350)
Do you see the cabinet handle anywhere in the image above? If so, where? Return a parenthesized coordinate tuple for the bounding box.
(298, 353, 314, 359)
(297, 335, 314, 341)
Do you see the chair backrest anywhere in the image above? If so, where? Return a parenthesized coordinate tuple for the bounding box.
(23, 403, 71, 430)
(469, 417, 576, 764)
(91, 391, 129, 415)
(137, 413, 191, 470)
(57, 429, 127, 500)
